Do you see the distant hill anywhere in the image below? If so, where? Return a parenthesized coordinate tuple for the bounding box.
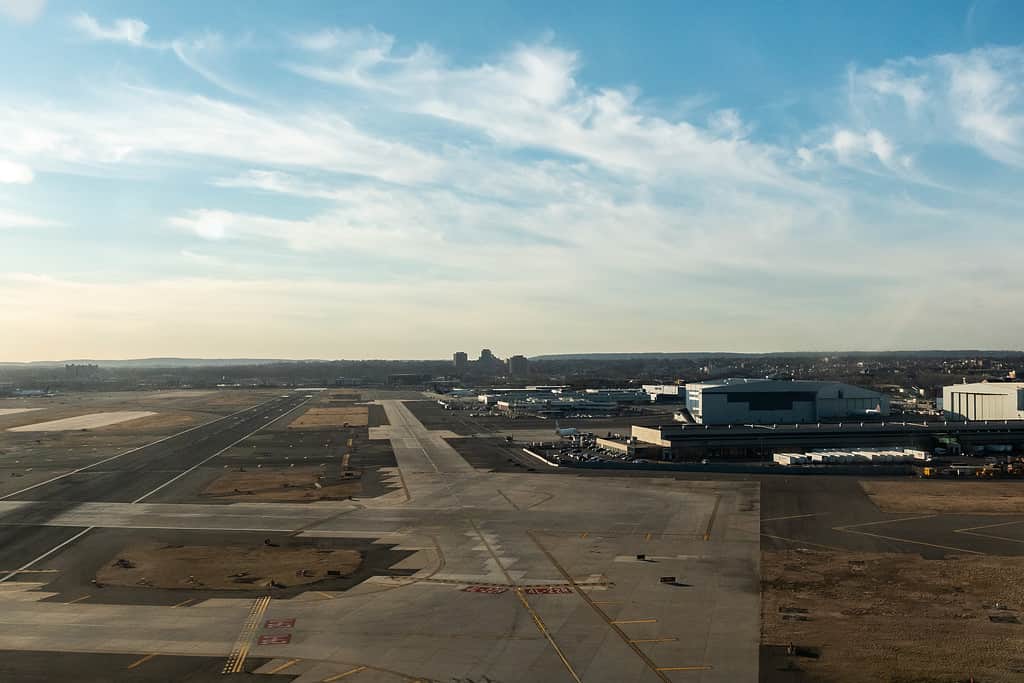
(0, 358, 305, 368)
(530, 350, 1024, 361)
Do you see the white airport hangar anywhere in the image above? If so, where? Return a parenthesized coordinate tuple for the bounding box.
(943, 382, 1024, 421)
(684, 378, 889, 425)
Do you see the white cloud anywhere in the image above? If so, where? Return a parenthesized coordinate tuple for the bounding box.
(171, 33, 253, 97)
(3, 26, 1024, 357)
(0, 208, 57, 228)
(847, 46, 1024, 167)
(288, 32, 798, 188)
(72, 13, 149, 46)
(0, 88, 441, 183)
(831, 129, 903, 167)
(0, 0, 45, 24)
(0, 159, 33, 183)
(294, 26, 395, 54)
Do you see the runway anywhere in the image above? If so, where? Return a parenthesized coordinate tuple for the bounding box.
(0, 394, 311, 582)
(0, 393, 762, 682)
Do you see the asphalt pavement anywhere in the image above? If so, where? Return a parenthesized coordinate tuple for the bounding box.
(0, 394, 311, 582)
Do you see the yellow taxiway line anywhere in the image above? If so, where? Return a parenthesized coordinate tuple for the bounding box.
(322, 665, 367, 681)
(126, 653, 157, 670)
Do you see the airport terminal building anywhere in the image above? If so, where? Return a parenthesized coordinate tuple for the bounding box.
(685, 378, 889, 425)
(943, 382, 1024, 421)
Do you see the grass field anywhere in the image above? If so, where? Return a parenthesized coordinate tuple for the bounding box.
(288, 406, 369, 428)
(861, 480, 1024, 514)
(763, 548, 1024, 682)
(96, 543, 362, 590)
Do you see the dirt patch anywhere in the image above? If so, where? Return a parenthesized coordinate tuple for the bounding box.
(96, 543, 362, 590)
(146, 391, 217, 400)
(861, 480, 1024, 514)
(289, 406, 368, 428)
(762, 549, 1024, 682)
(202, 466, 360, 502)
(328, 390, 361, 400)
(200, 392, 277, 408)
(0, 408, 43, 416)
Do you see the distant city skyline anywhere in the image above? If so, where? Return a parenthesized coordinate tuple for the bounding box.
(2, 1, 1024, 361)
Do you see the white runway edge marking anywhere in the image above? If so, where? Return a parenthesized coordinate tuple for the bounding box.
(0, 528, 94, 583)
(131, 398, 312, 503)
(0, 396, 286, 502)
(0, 396, 311, 583)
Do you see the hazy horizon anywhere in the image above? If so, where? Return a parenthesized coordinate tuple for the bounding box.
(3, 1, 1024, 361)
(4, 348, 1024, 366)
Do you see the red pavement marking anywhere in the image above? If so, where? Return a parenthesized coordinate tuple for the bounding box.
(462, 585, 508, 594)
(264, 618, 296, 629)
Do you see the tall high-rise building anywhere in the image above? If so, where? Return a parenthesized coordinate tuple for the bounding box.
(477, 348, 503, 375)
(508, 355, 529, 377)
(453, 351, 468, 373)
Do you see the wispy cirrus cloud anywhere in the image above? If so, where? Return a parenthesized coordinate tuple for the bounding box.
(0, 87, 441, 182)
(71, 12, 149, 46)
(4, 21, 1024, 359)
(847, 46, 1024, 168)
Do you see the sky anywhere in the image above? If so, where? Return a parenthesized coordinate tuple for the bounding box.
(1, 1, 1023, 361)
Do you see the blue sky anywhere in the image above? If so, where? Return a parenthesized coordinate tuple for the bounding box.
(1, 1, 1023, 360)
